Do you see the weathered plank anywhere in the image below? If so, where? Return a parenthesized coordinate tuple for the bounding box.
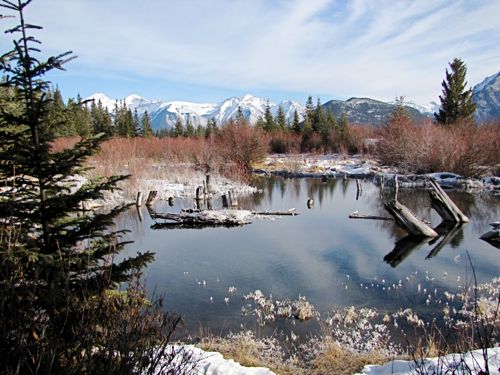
(427, 177, 469, 223)
(384, 199, 438, 237)
(349, 211, 393, 221)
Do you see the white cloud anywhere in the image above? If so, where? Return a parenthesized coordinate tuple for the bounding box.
(4, 0, 499, 104)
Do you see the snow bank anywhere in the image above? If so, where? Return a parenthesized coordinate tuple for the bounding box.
(358, 347, 500, 375)
(154, 345, 276, 375)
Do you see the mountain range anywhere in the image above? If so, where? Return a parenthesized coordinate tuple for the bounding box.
(88, 71, 499, 129)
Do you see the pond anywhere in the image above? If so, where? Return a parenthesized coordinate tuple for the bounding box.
(117, 176, 500, 336)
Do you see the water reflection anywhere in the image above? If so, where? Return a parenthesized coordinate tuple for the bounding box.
(117, 176, 500, 334)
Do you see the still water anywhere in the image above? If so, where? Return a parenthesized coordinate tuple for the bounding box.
(117, 177, 500, 334)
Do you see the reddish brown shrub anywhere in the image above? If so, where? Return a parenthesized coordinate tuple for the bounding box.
(377, 117, 500, 177)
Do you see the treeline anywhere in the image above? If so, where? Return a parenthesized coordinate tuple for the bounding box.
(40, 88, 354, 153)
(40, 88, 153, 137)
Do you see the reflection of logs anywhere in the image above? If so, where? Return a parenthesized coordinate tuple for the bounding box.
(480, 229, 500, 249)
(384, 235, 431, 267)
(384, 199, 438, 237)
(427, 177, 469, 223)
(426, 222, 464, 258)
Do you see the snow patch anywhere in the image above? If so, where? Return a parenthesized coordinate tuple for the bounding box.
(358, 347, 500, 375)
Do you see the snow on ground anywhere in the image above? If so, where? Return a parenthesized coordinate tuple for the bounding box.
(357, 347, 500, 375)
(256, 154, 500, 193)
(153, 345, 276, 375)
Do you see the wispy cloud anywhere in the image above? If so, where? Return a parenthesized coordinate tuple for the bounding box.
(3, 0, 499, 104)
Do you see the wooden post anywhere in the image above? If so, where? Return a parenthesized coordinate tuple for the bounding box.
(195, 186, 203, 201)
(205, 174, 211, 194)
(228, 191, 238, 207)
(356, 179, 362, 200)
(136, 191, 143, 207)
(394, 175, 399, 201)
(384, 199, 438, 237)
(222, 194, 229, 208)
(145, 190, 157, 207)
(168, 196, 174, 206)
(380, 175, 385, 198)
(427, 177, 469, 223)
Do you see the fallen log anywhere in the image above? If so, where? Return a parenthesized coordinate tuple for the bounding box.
(384, 199, 438, 237)
(427, 177, 469, 223)
(253, 210, 299, 216)
(349, 211, 393, 221)
(149, 209, 252, 229)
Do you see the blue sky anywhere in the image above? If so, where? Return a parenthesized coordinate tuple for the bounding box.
(1, 0, 499, 106)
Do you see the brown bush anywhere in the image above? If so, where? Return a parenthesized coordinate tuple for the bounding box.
(377, 117, 500, 177)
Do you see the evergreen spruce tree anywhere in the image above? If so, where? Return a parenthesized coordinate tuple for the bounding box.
(174, 117, 184, 137)
(141, 109, 152, 137)
(0, 2, 155, 372)
(263, 100, 275, 132)
(313, 97, 325, 133)
(276, 105, 286, 130)
(133, 108, 140, 136)
(236, 105, 245, 123)
(185, 118, 195, 137)
(91, 99, 113, 136)
(292, 108, 301, 134)
(434, 58, 476, 125)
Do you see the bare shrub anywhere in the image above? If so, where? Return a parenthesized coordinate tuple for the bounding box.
(377, 117, 500, 176)
(215, 119, 266, 173)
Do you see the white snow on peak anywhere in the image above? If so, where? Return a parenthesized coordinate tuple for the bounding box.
(473, 71, 500, 93)
(86, 92, 306, 129)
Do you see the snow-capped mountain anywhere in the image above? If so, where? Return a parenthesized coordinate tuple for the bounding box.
(322, 97, 428, 126)
(87, 93, 305, 130)
(472, 71, 500, 123)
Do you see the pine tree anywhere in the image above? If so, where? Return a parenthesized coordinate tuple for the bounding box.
(0, 2, 153, 372)
(141, 110, 152, 137)
(236, 105, 245, 123)
(434, 58, 476, 125)
(133, 108, 140, 136)
(276, 105, 286, 130)
(313, 98, 325, 133)
(263, 100, 275, 132)
(185, 118, 195, 137)
(174, 117, 184, 137)
(292, 108, 301, 134)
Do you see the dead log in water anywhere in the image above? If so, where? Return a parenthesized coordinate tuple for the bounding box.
(384, 199, 438, 237)
(427, 177, 469, 223)
(149, 209, 251, 229)
(253, 210, 299, 216)
(349, 211, 393, 221)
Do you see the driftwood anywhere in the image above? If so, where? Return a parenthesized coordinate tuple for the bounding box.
(427, 177, 469, 223)
(149, 210, 251, 229)
(145, 190, 158, 206)
(349, 211, 393, 221)
(384, 199, 438, 237)
(136, 191, 143, 207)
(253, 210, 299, 216)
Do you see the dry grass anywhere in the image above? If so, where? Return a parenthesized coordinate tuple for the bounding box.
(310, 340, 389, 375)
